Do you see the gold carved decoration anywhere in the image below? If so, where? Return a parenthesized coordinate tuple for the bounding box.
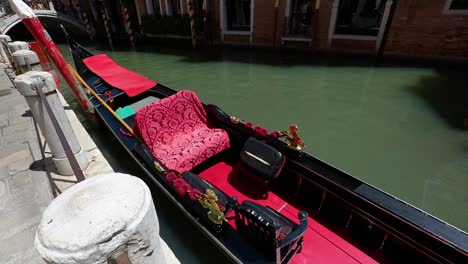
(277, 124, 305, 151)
(197, 189, 227, 225)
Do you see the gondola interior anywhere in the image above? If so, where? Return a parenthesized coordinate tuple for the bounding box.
(64, 31, 468, 264)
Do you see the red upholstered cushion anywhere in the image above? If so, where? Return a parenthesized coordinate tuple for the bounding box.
(134, 90, 230, 172)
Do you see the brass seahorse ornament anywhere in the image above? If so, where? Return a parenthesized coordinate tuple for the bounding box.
(277, 124, 305, 151)
(197, 189, 227, 225)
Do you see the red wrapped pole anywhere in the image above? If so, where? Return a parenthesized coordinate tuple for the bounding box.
(9, 0, 92, 111)
(29, 42, 61, 87)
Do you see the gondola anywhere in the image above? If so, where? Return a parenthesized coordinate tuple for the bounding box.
(64, 32, 468, 263)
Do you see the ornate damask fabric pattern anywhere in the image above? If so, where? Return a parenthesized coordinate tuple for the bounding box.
(134, 90, 230, 172)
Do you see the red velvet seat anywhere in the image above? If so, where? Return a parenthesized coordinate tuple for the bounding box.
(134, 90, 230, 172)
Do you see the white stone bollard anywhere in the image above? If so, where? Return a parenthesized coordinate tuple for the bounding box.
(8, 40, 29, 52)
(14, 71, 89, 175)
(0, 34, 12, 64)
(35, 173, 167, 264)
(12, 49, 42, 73)
(0, 44, 10, 64)
(0, 34, 12, 43)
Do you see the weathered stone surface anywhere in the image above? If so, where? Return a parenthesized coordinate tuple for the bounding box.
(27, 136, 46, 162)
(1, 130, 35, 146)
(0, 180, 6, 200)
(7, 170, 32, 191)
(0, 225, 38, 264)
(3, 247, 44, 264)
(0, 142, 28, 159)
(0, 118, 7, 128)
(1, 184, 40, 213)
(8, 155, 33, 175)
(0, 202, 43, 239)
(36, 173, 167, 264)
(2, 121, 32, 135)
(0, 166, 9, 180)
(84, 148, 113, 177)
(0, 112, 8, 122)
(31, 170, 48, 184)
(0, 67, 181, 264)
(8, 115, 33, 126)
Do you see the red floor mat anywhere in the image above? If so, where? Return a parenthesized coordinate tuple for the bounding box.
(199, 161, 378, 264)
(83, 54, 157, 97)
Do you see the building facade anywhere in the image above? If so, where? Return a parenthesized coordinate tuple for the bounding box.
(108, 0, 468, 58)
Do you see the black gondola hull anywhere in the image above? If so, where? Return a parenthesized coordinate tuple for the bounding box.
(64, 34, 468, 264)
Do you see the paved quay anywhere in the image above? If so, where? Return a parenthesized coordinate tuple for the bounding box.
(0, 65, 179, 263)
(0, 65, 51, 264)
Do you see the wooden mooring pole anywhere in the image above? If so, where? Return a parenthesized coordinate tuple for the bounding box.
(82, 12, 94, 40)
(187, 0, 197, 48)
(122, 6, 135, 48)
(101, 7, 114, 49)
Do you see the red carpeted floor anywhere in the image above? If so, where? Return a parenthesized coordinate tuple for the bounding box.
(199, 161, 379, 264)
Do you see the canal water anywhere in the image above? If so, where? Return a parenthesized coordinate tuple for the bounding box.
(58, 43, 467, 261)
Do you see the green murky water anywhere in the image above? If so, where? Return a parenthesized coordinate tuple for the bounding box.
(58, 44, 467, 261)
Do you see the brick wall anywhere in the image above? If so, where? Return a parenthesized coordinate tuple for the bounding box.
(332, 39, 375, 50)
(252, 0, 285, 45)
(145, 0, 468, 59)
(213, 0, 319, 47)
(385, 0, 468, 57)
(316, 0, 333, 48)
(210, 0, 222, 42)
(223, 34, 250, 44)
(252, 0, 274, 45)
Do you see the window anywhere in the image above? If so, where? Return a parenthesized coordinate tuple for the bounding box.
(449, 0, 468, 10)
(335, 0, 386, 36)
(194, 0, 205, 34)
(152, 0, 161, 15)
(444, 0, 468, 14)
(166, 0, 181, 16)
(285, 0, 314, 37)
(226, 0, 251, 31)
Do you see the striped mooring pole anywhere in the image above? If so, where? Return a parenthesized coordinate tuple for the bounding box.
(101, 7, 114, 49)
(187, 0, 197, 48)
(122, 6, 135, 49)
(202, 0, 209, 44)
(82, 12, 93, 40)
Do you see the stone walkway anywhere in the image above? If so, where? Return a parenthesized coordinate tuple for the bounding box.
(0, 66, 52, 263)
(0, 65, 179, 264)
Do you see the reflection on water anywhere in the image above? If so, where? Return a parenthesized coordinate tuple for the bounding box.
(58, 44, 468, 258)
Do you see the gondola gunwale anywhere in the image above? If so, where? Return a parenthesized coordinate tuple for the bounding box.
(207, 104, 468, 262)
(65, 34, 468, 263)
(63, 30, 246, 263)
